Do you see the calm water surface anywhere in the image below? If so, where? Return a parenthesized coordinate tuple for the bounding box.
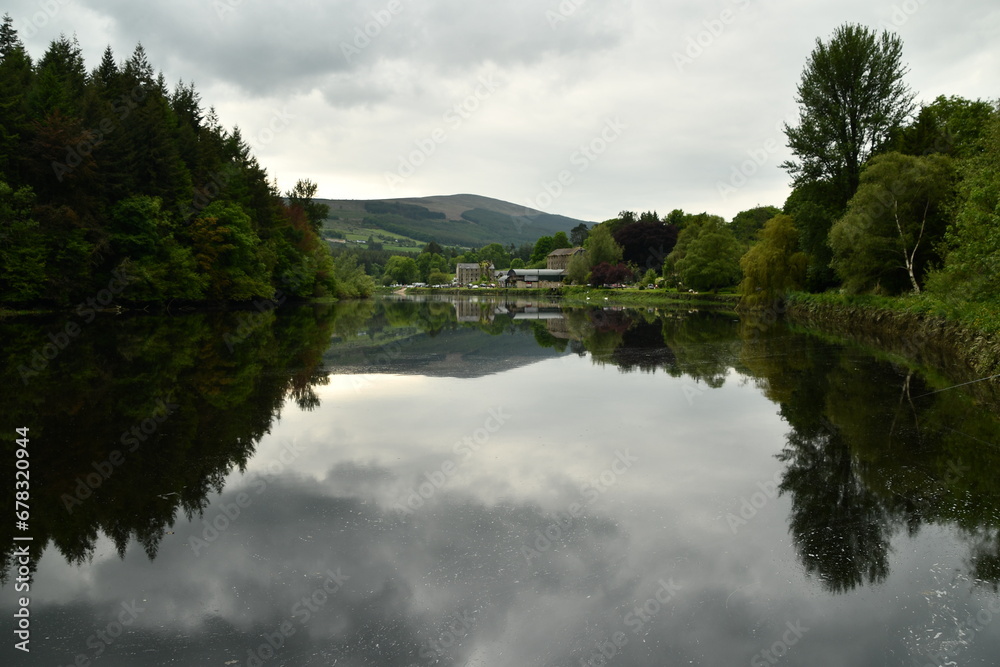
(2, 296, 1000, 666)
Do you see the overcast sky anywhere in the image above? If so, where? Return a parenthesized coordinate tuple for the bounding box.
(8, 0, 999, 222)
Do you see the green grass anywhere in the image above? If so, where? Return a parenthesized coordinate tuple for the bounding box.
(323, 222, 426, 254)
(787, 291, 1000, 337)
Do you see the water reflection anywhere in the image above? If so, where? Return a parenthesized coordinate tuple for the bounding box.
(0, 305, 336, 575)
(742, 326, 1000, 594)
(2, 296, 1000, 665)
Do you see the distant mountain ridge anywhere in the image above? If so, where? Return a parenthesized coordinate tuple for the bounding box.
(320, 194, 593, 247)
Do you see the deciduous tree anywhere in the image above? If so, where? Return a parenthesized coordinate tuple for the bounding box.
(738, 214, 807, 309)
(584, 223, 623, 267)
(674, 220, 742, 292)
(829, 152, 955, 294)
(783, 24, 915, 209)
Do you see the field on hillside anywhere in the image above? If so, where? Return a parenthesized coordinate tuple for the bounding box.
(317, 194, 591, 247)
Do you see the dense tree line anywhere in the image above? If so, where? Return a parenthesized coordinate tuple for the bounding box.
(572, 24, 999, 304)
(0, 18, 370, 305)
(740, 23, 999, 308)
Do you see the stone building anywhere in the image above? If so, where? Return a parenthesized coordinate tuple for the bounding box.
(546, 247, 585, 270)
(456, 263, 495, 285)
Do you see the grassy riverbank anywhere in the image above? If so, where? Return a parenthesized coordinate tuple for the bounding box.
(402, 285, 740, 308)
(785, 292, 1000, 391)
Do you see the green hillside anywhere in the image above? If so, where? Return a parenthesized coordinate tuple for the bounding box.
(321, 194, 591, 248)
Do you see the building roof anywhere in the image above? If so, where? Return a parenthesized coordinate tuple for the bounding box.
(547, 247, 584, 257)
(505, 269, 566, 277)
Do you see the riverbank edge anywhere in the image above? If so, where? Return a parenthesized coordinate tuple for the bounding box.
(401, 286, 740, 309)
(784, 292, 1000, 394)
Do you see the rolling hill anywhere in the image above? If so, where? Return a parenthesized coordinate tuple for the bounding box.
(320, 194, 592, 248)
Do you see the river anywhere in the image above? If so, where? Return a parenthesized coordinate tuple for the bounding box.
(2, 295, 999, 666)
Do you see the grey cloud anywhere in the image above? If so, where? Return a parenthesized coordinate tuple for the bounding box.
(74, 0, 631, 100)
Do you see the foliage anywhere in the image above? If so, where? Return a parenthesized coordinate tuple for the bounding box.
(0, 181, 45, 301)
(891, 95, 995, 159)
(673, 219, 742, 292)
(783, 181, 841, 291)
(829, 152, 955, 294)
(286, 178, 328, 231)
(350, 204, 580, 248)
(584, 223, 624, 267)
(738, 214, 807, 309)
(477, 242, 511, 269)
(662, 214, 725, 284)
(730, 205, 782, 244)
(427, 269, 451, 285)
(782, 23, 915, 209)
(0, 30, 341, 304)
(331, 254, 375, 298)
(589, 262, 632, 287)
(570, 222, 590, 246)
(382, 255, 420, 285)
(365, 200, 445, 220)
(189, 201, 273, 301)
(530, 235, 555, 263)
(926, 107, 1000, 304)
(612, 220, 679, 269)
(416, 251, 448, 282)
(664, 209, 686, 228)
(565, 253, 589, 285)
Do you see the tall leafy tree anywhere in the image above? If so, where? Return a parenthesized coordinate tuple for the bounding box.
(730, 205, 781, 244)
(583, 223, 623, 267)
(663, 213, 724, 284)
(589, 262, 631, 287)
(829, 152, 955, 294)
(416, 251, 447, 282)
(383, 255, 419, 285)
(565, 252, 588, 284)
(892, 95, 994, 159)
(477, 242, 510, 269)
(188, 201, 273, 301)
(674, 220, 742, 292)
(613, 220, 679, 268)
(783, 181, 840, 291)
(738, 214, 807, 309)
(927, 108, 1000, 302)
(530, 235, 555, 263)
(782, 24, 915, 209)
